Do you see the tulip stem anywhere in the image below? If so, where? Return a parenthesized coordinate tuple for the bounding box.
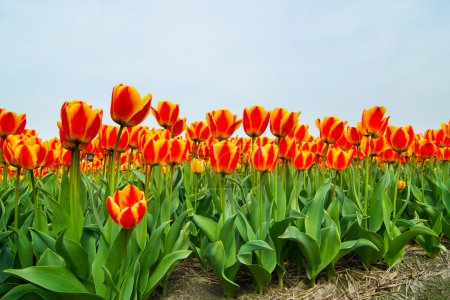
(259, 172, 264, 240)
(118, 228, 132, 298)
(69, 145, 82, 241)
(220, 174, 226, 219)
(392, 155, 401, 230)
(30, 170, 41, 230)
(363, 136, 371, 229)
(14, 168, 21, 230)
(1, 150, 8, 188)
(166, 165, 174, 235)
(109, 125, 124, 195)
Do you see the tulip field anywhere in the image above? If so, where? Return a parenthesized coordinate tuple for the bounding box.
(0, 84, 449, 299)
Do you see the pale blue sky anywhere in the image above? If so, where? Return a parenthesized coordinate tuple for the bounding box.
(1, 1, 449, 140)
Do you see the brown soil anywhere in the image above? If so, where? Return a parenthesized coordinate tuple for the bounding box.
(151, 241, 450, 300)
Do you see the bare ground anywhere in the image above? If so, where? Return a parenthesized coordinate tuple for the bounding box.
(151, 240, 450, 300)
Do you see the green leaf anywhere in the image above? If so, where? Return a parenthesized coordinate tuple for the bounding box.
(204, 241, 239, 298)
(279, 226, 321, 280)
(165, 210, 190, 255)
(30, 228, 56, 254)
(368, 171, 390, 232)
(105, 228, 127, 279)
(219, 214, 237, 269)
(55, 229, 90, 280)
(386, 225, 438, 263)
(305, 181, 332, 243)
(0, 231, 11, 243)
(142, 250, 191, 298)
(318, 215, 340, 270)
(0, 284, 55, 300)
(334, 239, 378, 263)
(192, 214, 218, 242)
(11, 227, 33, 268)
(37, 248, 66, 266)
(4, 266, 95, 295)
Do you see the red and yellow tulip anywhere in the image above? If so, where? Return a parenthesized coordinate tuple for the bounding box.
(243, 105, 270, 138)
(210, 141, 240, 175)
(269, 108, 300, 138)
(106, 185, 147, 229)
(360, 106, 390, 138)
(252, 144, 279, 173)
(110, 83, 152, 127)
(151, 100, 180, 129)
(206, 109, 242, 141)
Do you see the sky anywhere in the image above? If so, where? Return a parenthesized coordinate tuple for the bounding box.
(1, 0, 450, 140)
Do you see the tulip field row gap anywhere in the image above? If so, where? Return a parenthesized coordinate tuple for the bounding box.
(0, 84, 449, 298)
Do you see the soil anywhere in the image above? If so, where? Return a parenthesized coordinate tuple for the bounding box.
(151, 241, 450, 300)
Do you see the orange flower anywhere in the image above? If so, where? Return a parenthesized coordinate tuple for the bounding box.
(386, 125, 415, 153)
(380, 147, 399, 164)
(110, 83, 152, 127)
(360, 106, 390, 138)
(252, 144, 278, 173)
(187, 121, 211, 142)
(278, 136, 296, 161)
(139, 137, 169, 166)
(99, 125, 130, 152)
(170, 117, 186, 137)
(236, 137, 251, 155)
(336, 135, 352, 151)
(290, 124, 309, 144)
(327, 148, 354, 171)
(210, 141, 240, 175)
(255, 136, 274, 147)
(106, 185, 147, 229)
(345, 125, 363, 147)
(417, 140, 437, 159)
(128, 126, 146, 149)
(315, 116, 346, 145)
(397, 180, 406, 190)
(151, 100, 180, 129)
(243, 105, 270, 138)
(360, 136, 388, 157)
(167, 138, 187, 165)
(292, 149, 315, 170)
(438, 147, 450, 161)
(3, 135, 48, 170)
(206, 109, 242, 141)
(269, 108, 300, 138)
(0, 108, 26, 138)
(58, 100, 103, 145)
(197, 142, 210, 160)
(190, 158, 205, 174)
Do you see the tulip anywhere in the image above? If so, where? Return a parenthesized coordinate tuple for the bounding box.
(197, 142, 210, 160)
(140, 137, 169, 166)
(3, 135, 48, 170)
(187, 121, 211, 142)
(151, 100, 180, 129)
(210, 141, 240, 175)
(277, 136, 296, 161)
(290, 124, 309, 144)
(170, 117, 186, 137)
(99, 125, 130, 152)
(292, 149, 315, 170)
(128, 126, 146, 149)
(360, 106, 390, 138)
(336, 134, 352, 152)
(190, 158, 205, 174)
(386, 125, 415, 153)
(0, 108, 26, 138)
(166, 138, 187, 166)
(360, 136, 388, 157)
(243, 105, 270, 138)
(345, 125, 363, 147)
(269, 108, 300, 138)
(57, 100, 103, 145)
(417, 140, 437, 159)
(327, 148, 354, 171)
(106, 185, 147, 229)
(438, 147, 450, 161)
(380, 148, 399, 164)
(255, 136, 274, 148)
(315, 116, 346, 145)
(206, 109, 242, 141)
(252, 144, 279, 173)
(110, 83, 152, 127)
(397, 180, 406, 190)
